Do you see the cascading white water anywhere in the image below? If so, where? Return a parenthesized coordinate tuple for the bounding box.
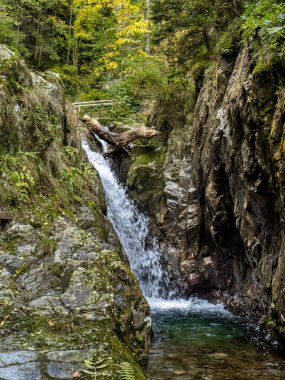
(82, 138, 172, 299)
(82, 136, 285, 380)
(82, 137, 231, 312)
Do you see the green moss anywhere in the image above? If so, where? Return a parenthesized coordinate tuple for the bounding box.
(126, 146, 166, 218)
(20, 106, 61, 152)
(35, 238, 57, 257)
(0, 234, 17, 254)
(132, 152, 158, 166)
(260, 315, 277, 329)
(0, 49, 148, 380)
(86, 200, 109, 241)
(14, 262, 30, 278)
(130, 141, 166, 169)
(136, 335, 144, 343)
(216, 19, 242, 56)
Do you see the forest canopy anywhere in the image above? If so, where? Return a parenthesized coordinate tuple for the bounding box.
(0, 0, 284, 114)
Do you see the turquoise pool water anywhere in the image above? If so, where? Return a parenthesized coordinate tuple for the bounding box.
(147, 299, 285, 379)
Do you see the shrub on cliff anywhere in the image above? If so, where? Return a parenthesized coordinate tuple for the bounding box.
(241, 0, 285, 74)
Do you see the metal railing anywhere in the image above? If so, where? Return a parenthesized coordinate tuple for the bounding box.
(73, 100, 113, 109)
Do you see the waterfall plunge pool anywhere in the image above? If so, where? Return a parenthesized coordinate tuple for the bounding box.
(82, 139, 285, 380)
(148, 299, 285, 379)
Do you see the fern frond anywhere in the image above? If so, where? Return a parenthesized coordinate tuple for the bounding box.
(118, 362, 136, 380)
(82, 369, 95, 375)
(96, 363, 108, 370)
(83, 356, 108, 377)
(95, 359, 105, 366)
(84, 360, 95, 370)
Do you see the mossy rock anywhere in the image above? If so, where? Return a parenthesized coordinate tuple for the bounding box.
(127, 148, 166, 218)
(0, 45, 150, 380)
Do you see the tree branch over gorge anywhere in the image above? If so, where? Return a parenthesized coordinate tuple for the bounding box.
(81, 115, 160, 155)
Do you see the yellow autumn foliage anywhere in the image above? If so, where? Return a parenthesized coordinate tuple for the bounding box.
(73, 0, 148, 75)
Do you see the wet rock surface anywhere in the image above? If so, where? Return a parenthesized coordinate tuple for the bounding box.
(178, 49, 283, 337)
(125, 46, 285, 342)
(126, 146, 166, 220)
(0, 350, 99, 380)
(185, 47, 285, 333)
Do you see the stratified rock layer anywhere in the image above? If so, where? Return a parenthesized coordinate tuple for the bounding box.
(166, 47, 284, 334)
(0, 45, 150, 379)
(128, 46, 285, 342)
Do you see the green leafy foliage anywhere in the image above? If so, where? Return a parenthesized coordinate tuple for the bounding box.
(117, 362, 136, 380)
(0, 0, 150, 100)
(241, 0, 285, 74)
(0, 9, 26, 54)
(117, 55, 168, 102)
(0, 151, 38, 204)
(0, 139, 98, 232)
(241, 0, 285, 42)
(152, 0, 243, 68)
(93, 54, 168, 122)
(83, 357, 109, 377)
(0, 0, 283, 126)
(216, 18, 242, 55)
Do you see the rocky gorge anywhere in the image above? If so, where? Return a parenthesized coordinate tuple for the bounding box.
(0, 29, 285, 380)
(125, 45, 285, 346)
(0, 0, 285, 377)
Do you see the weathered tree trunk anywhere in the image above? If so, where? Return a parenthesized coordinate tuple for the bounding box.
(81, 115, 160, 154)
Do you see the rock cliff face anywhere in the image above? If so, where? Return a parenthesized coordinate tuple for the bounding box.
(128, 46, 285, 342)
(0, 45, 150, 379)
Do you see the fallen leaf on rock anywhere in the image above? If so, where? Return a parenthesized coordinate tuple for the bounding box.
(174, 370, 186, 375)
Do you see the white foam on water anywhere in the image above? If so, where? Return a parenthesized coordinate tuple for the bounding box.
(148, 297, 230, 314)
(93, 133, 108, 153)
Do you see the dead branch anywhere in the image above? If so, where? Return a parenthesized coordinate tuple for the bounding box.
(81, 115, 160, 154)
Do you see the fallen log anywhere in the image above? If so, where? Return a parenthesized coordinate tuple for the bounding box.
(81, 115, 160, 154)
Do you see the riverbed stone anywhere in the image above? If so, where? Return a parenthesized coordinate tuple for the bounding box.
(0, 218, 150, 378)
(45, 350, 91, 379)
(0, 351, 38, 366)
(0, 253, 23, 273)
(0, 362, 41, 380)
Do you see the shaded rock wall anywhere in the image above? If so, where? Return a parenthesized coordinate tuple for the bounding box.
(164, 46, 285, 334)
(127, 45, 285, 341)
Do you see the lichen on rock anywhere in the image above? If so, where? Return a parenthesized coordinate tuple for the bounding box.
(0, 45, 150, 379)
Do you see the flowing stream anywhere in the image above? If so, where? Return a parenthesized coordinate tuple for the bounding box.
(82, 137, 171, 299)
(82, 139, 285, 379)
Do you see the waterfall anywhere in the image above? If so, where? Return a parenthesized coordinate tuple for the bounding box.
(82, 138, 172, 299)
